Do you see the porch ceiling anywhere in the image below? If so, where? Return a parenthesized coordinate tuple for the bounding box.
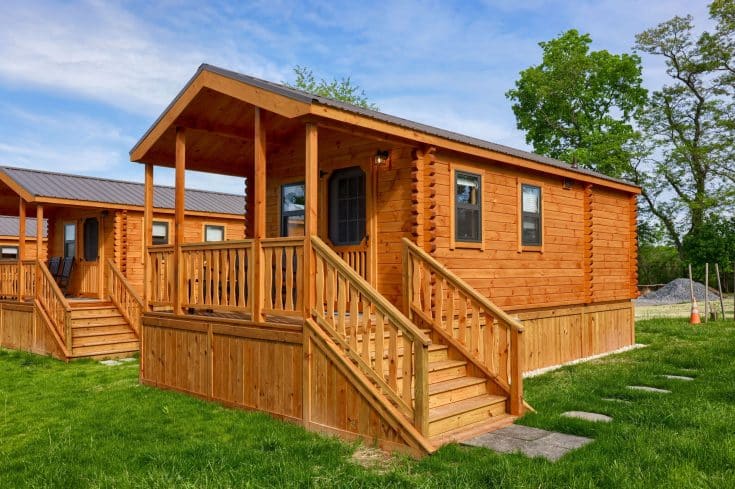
(133, 86, 306, 177)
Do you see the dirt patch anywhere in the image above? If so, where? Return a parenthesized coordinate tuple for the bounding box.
(350, 446, 394, 472)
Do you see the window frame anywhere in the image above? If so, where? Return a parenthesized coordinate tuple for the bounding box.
(328, 166, 366, 247)
(63, 222, 76, 259)
(518, 182, 544, 251)
(454, 170, 483, 244)
(152, 220, 170, 245)
(203, 224, 226, 242)
(280, 181, 305, 237)
(449, 164, 485, 250)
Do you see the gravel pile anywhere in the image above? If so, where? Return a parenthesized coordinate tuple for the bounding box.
(636, 278, 720, 305)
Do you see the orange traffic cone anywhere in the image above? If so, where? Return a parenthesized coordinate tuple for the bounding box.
(690, 300, 701, 325)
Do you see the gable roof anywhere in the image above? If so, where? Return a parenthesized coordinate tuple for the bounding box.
(131, 63, 639, 192)
(0, 216, 46, 238)
(0, 166, 244, 216)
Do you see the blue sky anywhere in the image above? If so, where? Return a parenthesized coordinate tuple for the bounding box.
(0, 0, 712, 194)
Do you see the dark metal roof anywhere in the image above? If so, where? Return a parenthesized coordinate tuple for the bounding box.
(0, 166, 245, 215)
(0, 216, 46, 238)
(131, 63, 639, 190)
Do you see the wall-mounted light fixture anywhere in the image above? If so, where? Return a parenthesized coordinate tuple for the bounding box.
(373, 149, 391, 168)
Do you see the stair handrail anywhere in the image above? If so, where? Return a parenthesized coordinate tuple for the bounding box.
(35, 260, 73, 352)
(402, 237, 525, 415)
(310, 235, 430, 435)
(106, 259, 143, 337)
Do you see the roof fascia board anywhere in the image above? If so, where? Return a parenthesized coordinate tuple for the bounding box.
(35, 197, 243, 218)
(309, 104, 640, 194)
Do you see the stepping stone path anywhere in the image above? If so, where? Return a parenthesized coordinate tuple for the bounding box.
(100, 359, 123, 366)
(561, 411, 612, 422)
(661, 374, 694, 381)
(627, 385, 671, 394)
(602, 398, 631, 404)
(463, 424, 592, 462)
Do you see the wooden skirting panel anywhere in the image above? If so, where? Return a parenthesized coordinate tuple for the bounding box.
(515, 301, 634, 372)
(0, 301, 66, 360)
(141, 313, 432, 455)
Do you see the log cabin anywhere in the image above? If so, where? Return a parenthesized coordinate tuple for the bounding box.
(129, 64, 641, 455)
(0, 165, 245, 360)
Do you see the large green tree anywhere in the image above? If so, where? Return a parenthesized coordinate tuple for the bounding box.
(284, 66, 377, 110)
(633, 2, 735, 253)
(506, 29, 647, 177)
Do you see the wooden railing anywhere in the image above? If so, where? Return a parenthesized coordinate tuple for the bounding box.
(107, 259, 143, 337)
(402, 238, 525, 415)
(0, 260, 19, 299)
(148, 245, 175, 310)
(180, 240, 254, 314)
(311, 236, 430, 434)
(336, 247, 369, 282)
(262, 237, 304, 317)
(76, 260, 100, 296)
(36, 260, 73, 351)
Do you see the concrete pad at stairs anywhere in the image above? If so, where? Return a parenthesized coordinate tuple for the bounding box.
(661, 375, 694, 381)
(628, 385, 671, 394)
(463, 425, 593, 462)
(561, 411, 612, 423)
(99, 359, 123, 366)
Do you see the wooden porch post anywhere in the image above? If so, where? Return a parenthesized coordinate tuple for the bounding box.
(98, 213, 105, 300)
(303, 123, 318, 316)
(252, 108, 266, 323)
(18, 197, 26, 301)
(36, 205, 45, 262)
(174, 128, 186, 315)
(144, 163, 153, 311)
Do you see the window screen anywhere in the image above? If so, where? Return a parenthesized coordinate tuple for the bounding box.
(0, 247, 18, 259)
(455, 171, 482, 242)
(329, 167, 366, 246)
(521, 184, 542, 246)
(205, 225, 225, 242)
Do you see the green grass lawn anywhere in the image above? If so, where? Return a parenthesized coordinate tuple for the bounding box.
(2, 318, 734, 488)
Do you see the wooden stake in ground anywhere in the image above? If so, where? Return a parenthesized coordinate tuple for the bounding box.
(715, 263, 725, 321)
(689, 264, 695, 303)
(705, 263, 709, 323)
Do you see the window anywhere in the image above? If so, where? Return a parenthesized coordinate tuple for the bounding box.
(455, 171, 482, 243)
(0, 246, 17, 259)
(64, 223, 76, 258)
(83, 218, 99, 261)
(521, 184, 542, 246)
(329, 167, 366, 246)
(152, 221, 169, 245)
(280, 182, 305, 237)
(204, 225, 225, 242)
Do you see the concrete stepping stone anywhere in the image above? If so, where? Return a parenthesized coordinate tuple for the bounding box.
(627, 385, 671, 394)
(463, 425, 592, 462)
(561, 411, 612, 423)
(661, 374, 694, 381)
(99, 359, 123, 366)
(602, 398, 631, 404)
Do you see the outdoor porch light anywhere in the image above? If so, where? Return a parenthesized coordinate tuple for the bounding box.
(374, 149, 391, 167)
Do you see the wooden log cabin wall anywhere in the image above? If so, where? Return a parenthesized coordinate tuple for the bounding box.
(126, 64, 641, 455)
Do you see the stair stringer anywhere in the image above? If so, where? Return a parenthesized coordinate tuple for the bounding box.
(304, 319, 435, 456)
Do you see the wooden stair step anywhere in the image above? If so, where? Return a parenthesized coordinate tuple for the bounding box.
(430, 414, 517, 447)
(72, 316, 127, 327)
(72, 325, 134, 338)
(427, 359, 467, 383)
(428, 394, 507, 437)
(70, 308, 121, 318)
(428, 376, 488, 408)
(72, 340, 139, 357)
(366, 343, 448, 362)
(73, 334, 138, 348)
(69, 301, 114, 309)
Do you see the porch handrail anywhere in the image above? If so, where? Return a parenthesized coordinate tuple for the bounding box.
(310, 235, 430, 435)
(402, 237, 525, 415)
(106, 259, 143, 337)
(36, 260, 73, 351)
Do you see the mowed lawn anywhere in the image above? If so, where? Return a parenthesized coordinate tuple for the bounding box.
(2, 318, 734, 488)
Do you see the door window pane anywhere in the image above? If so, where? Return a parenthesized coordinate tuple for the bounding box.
(329, 168, 365, 246)
(281, 182, 305, 237)
(64, 223, 76, 258)
(83, 218, 99, 261)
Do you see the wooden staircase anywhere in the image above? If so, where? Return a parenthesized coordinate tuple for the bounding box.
(69, 302, 139, 358)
